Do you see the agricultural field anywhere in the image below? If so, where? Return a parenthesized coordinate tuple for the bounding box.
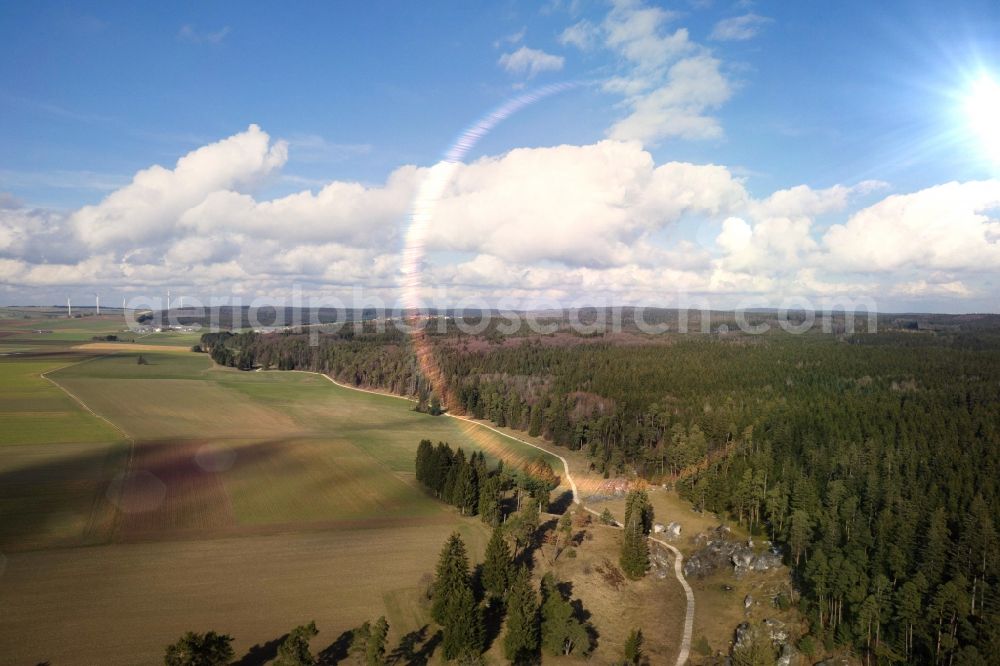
(0, 314, 593, 664)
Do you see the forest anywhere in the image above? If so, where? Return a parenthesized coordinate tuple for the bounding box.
(202, 319, 1000, 664)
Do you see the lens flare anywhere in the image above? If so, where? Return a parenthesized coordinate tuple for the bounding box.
(400, 83, 576, 407)
(965, 75, 1000, 162)
(398, 82, 610, 496)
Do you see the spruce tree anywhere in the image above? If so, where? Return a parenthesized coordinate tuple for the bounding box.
(454, 455, 478, 515)
(432, 532, 483, 661)
(623, 490, 653, 535)
(432, 532, 470, 624)
(503, 566, 539, 664)
(620, 508, 649, 579)
(540, 574, 590, 656)
(415, 439, 433, 486)
(443, 449, 465, 504)
(478, 474, 503, 527)
(440, 584, 483, 661)
(482, 526, 514, 600)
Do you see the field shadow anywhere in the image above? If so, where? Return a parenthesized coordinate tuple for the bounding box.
(233, 633, 288, 665)
(0, 436, 313, 550)
(397, 627, 441, 665)
(317, 629, 353, 664)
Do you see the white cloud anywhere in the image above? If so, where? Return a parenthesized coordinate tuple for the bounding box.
(558, 20, 598, 50)
(72, 124, 287, 250)
(426, 140, 746, 266)
(3, 125, 999, 310)
(575, 0, 734, 145)
(607, 54, 732, 142)
(709, 14, 772, 42)
(823, 181, 1000, 272)
(178, 24, 231, 45)
(498, 46, 565, 77)
(494, 27, 526, 48)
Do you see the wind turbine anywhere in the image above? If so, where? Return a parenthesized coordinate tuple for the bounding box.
(67, 296, 72, 318)
(95, 293, 100, 316)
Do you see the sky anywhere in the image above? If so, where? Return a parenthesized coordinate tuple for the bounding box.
(1, 0, 999, 313)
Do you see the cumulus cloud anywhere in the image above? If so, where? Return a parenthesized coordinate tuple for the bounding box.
(427, 140, 745, 266)
(498, 46, 565, 77)
(709, 14, 772, 41)
(72, 125, 287, 250)
(823, 181, 1000, 272)
(2, 124, 999, 310)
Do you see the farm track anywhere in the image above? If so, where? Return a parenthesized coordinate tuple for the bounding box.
(40, 354, 138, 541)
(307, 372, 696, 666)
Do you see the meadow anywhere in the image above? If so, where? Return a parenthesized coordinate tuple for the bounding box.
(0, 313, 573, 664)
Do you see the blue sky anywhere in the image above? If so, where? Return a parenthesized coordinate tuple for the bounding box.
(1, 1, 999, 312)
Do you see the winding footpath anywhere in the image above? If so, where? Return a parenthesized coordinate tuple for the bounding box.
(311, 372, 695, 666)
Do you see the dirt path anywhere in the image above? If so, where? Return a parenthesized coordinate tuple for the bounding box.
(72, 342, 190, 352)
(40, 355, 137, 539)
(313, 372, 695, 666)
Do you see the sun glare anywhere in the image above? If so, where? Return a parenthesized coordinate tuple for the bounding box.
(965, 74, 1000, 161)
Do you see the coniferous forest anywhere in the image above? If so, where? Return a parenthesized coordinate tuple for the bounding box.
(203, 317, 1000, 663)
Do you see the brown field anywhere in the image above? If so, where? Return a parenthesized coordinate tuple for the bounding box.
(1, 522, 490, 666)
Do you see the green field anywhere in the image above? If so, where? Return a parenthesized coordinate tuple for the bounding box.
(0, 315, 568, 664)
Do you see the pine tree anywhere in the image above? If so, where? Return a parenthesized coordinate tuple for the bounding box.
(788, 509, 813, 565)
(921, 506, 950, 590)
(482, 527, 514, 600)
(623, 628, 643, 665)
(274, 621, 318, 666)
(540, 574, 591, 656)
(432, 532, 470, 624)
(164, 631, 234, 666)
(502, 566, 539, 664)
(557, 510, 573, 558)
(620, 508, 649, 579)
(365, 616, 388, 666)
